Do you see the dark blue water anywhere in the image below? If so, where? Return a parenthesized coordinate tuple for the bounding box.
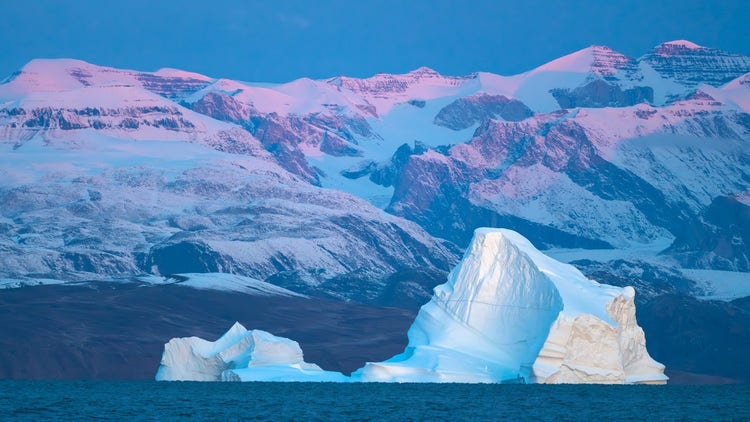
(1, 381, 748, 421)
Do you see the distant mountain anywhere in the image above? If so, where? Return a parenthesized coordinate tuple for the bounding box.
(2, 40, 749, 285)
(0, 60, 458, 304)
(642, 40, 750, 88)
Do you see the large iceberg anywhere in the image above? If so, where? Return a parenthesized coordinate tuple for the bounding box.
(355, 228, 667, 384)
(156, 228, 667, 384)
(155, 322, 348, 382)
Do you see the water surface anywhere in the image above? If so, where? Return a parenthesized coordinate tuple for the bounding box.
(1, 381, 748, 420)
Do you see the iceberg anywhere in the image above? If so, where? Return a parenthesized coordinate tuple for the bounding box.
(155, 322, 348, 382)
(156, 228, 667, 384)
(355, 228, 667, 384)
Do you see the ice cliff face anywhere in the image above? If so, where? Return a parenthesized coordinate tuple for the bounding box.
(355, 228, 668, 384)
(155, 322, 348, 382)
(532, 288, 668, 384)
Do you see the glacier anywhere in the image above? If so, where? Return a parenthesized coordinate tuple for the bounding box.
(157, 228, 667, 384)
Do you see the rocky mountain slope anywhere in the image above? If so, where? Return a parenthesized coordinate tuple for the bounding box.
(0, 60, 459, 302)
(0, 135, 457, 303)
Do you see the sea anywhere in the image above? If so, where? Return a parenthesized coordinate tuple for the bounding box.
(1, 381, 748, 421)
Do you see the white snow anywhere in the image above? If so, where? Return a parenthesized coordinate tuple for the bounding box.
(469, 163, 673, 247)
(607, 133, 750, 213)
(0, 278, 67, 289)
(155, 322, 349, 382)
(0, 132, 284, 188)
(135, 273, 305, 297)
(683, 269, 750, 301)
(545, 237, 676, 266)
(0, 126, 455, 295)
(714, 72, 750, 113)
(0, 58, 211, 102)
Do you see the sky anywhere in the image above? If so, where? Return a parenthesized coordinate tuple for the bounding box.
(1, 0, 748, 83)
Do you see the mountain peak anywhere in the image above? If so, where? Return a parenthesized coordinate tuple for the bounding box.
(0, 58, 106, 95)
(644, 40, 750, 87)
(407, 66, 441, 77)
(652, 40, 705, 56)
(534, 45, 633, 76)
(662, 40, 703, 49)
(20, 57, 96, 71)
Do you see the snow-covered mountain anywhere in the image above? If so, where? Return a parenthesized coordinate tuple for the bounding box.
(1, 40, 748, 288)
(385, 96, 750, 251)
(0, 134, 457, 303)
(1, 40, 749, 294)
(0, 60, 459, 302)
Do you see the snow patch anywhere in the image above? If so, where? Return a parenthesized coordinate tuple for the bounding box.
(136, 273, 305, 297)
(683, 269, 750, 301)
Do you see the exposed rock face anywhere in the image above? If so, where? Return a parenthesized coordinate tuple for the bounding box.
(133, 73, 211, 99)
(3, 51, 749, 270)
(356, 228, 667, 384)
(551, 79, 653, 108)
(584, 46, 640, 78)
(570, 259, 696, 303)
(190, 91, 252, 123)
(330, 66, 470, 100)
(0, 104, 253, 150)
(434, 94, 533, 130)
(385, 118, 669, 249)
(186, 93, 370, 184)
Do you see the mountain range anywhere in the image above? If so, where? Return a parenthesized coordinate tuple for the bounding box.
(1, 40, 749, 382)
